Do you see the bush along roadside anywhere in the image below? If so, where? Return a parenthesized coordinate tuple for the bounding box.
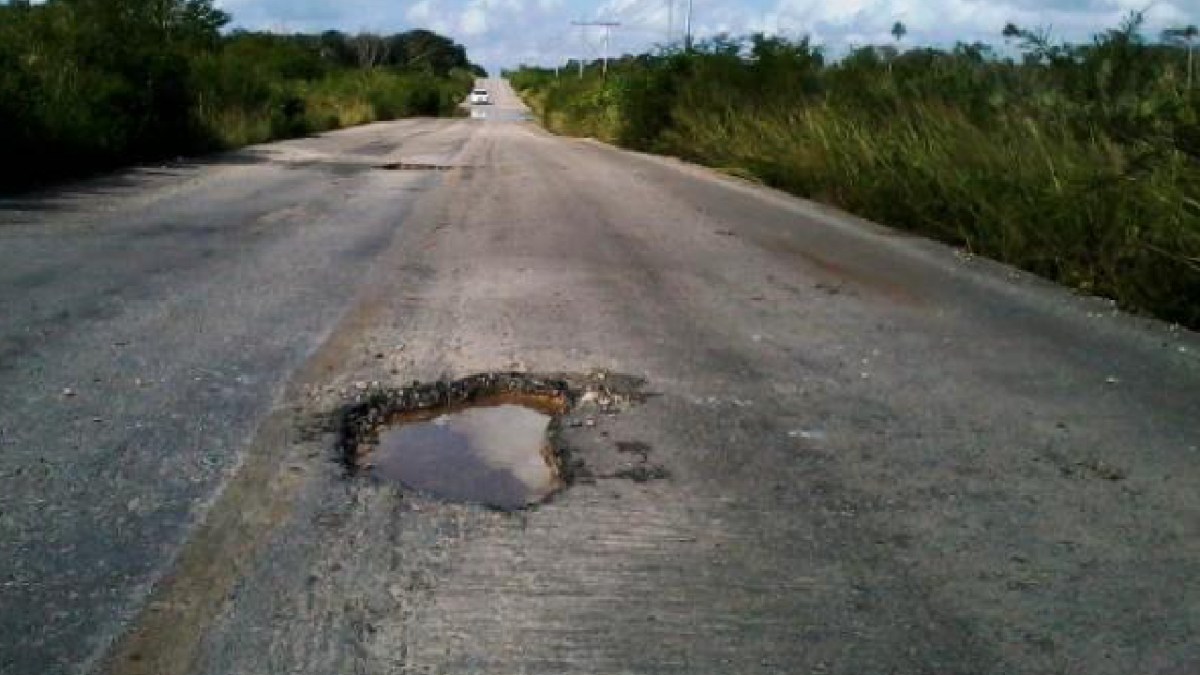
(509, 15, 1200, 330)
(0, 0, 483, 191)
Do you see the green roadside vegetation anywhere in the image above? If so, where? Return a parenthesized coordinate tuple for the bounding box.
(0, 0, 484, 190)
(510, 15, 1200, 329)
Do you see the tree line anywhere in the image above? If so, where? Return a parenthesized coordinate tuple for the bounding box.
(0, 0, 484, 190)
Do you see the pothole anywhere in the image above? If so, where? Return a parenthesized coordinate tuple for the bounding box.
(469, 108, 533, 122)
(375, 162, 456, 171)
(336, 372, 647, 510)
(372, 403, 561, 510)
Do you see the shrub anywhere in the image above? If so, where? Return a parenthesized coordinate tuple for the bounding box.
(0, 1, 480, 189)
(511, 22, 1200, 328)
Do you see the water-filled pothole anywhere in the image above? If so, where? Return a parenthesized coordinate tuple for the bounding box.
(336, 372, 649, 510)
(372, 403, 560, 510)
(470, 108, 533, 122)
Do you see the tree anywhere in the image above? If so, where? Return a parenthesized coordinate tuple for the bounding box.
(66, 0, 228, 47)
(888, 21, 907, 74)
(1002, 22, 1061, 64)
(388, 30, 472, 75)
(176, 0, 231, 48)
(1163, 24, 1198, 89)
(352, 33, 389, 69)
(317, 30, 355, 67)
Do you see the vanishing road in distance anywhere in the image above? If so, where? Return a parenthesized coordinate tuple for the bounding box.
(2, 79, 1198, 675)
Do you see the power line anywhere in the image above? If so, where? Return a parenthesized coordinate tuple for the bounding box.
(571, 19, 621, 78)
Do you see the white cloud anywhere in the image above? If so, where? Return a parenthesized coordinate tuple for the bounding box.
(760, 0, 1191, 45)
(460, 0, 489, 36)
(406, 0, 434, 23)
(216, 0, 1198, 70)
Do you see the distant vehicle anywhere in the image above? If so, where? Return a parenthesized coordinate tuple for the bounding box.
(470, 89, 491, 105)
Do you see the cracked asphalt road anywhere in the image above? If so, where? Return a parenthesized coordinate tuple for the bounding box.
(2, 79, 1198, 675)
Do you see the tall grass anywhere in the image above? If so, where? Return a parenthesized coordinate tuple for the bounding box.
(511, 20, 1200, 328)
(194, 67, 474, 148)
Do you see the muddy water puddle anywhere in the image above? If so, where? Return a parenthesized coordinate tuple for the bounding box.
(337, 372, 651, 510)
(370, 403, 561, 510)
(469, 108, 533, 122)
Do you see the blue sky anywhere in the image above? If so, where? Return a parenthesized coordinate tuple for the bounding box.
(215, 0, 1197, 71)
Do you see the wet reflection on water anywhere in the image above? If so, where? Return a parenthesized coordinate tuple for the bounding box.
(370, 404, 560, 510)
(470, 107, 533, 122)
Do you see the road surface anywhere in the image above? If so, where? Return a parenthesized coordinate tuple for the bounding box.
(2, 79, 1198, 675)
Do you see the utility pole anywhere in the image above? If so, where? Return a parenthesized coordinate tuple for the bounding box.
(571, 20, 621, 79)
(1164, 25, 1198, 90)
(684, 0, 694, 51)
(575, 19, 585, 79)
(667, 0, 674, 46)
